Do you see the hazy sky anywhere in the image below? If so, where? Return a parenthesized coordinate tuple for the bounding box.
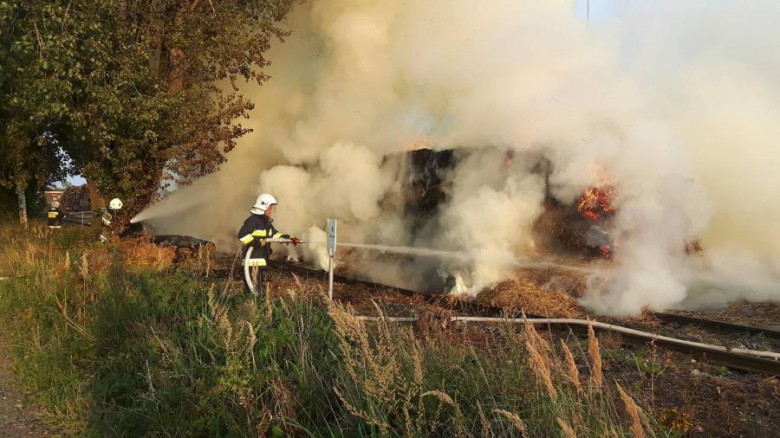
(574, 0, 616, 23)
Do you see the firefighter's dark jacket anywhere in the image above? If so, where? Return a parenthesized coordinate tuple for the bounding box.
(237, 213, 284, 267)
(47, 207, 65, 227)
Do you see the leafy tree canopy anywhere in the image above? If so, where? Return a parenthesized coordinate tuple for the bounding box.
(1, 0, 292, 216)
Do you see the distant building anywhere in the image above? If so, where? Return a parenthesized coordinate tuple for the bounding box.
(44, 190, 64, 207)
(45, 185, 91, 212)
(61, 185, 91, 212)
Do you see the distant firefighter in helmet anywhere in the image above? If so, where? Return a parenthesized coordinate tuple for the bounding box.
(47, 201, 66, 229)
(237, 194, 300, 293)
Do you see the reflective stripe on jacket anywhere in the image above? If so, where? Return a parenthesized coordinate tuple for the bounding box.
(47, 208, 65, 227)
(237, 214, 284, 266)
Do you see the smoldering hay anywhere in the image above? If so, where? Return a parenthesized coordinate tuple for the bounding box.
(134, 0, 780, 315)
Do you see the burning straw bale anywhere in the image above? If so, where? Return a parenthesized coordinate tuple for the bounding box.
(516, 266, 589, 298)
(476, 276, 586, 318)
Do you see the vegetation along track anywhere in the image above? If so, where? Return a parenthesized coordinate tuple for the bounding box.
(212, 256, 780, 376)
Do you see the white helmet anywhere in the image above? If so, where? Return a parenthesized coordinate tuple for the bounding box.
(251, 193, 277, 214)
(109, 198, 123, 210)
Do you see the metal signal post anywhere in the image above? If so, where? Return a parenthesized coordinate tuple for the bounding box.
(327, 218, 337, 300)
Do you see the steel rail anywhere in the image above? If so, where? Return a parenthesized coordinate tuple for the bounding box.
(61, 211, 93, 226)
(357, 315, 780, 376)
(654, 312, 780, 340)
(220, 256, 780, 342)
(266, 260, 506, 317)
(268, 262, 780, 340)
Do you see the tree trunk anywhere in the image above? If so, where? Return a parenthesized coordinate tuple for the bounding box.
(115, 0, 127, 20)
(17, 190, 28, 227)
(167, 5, 188, 92)
(86, 180, 106, 211)
(168, 47, 186, 92)
(149, 36, 163, 79)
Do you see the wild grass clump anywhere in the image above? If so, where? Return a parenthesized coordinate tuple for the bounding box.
(0, 221, 659, 436)
(328, 304, 658, 437)
(0, 221, 341, 436)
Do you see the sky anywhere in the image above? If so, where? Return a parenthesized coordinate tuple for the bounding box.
(574, 0, 616, 23)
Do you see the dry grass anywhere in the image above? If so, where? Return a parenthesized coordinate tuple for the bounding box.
(588, 319, 604, 389)
(422, 391, 466, 438)
(476, 402, 491, 437)
(76, 237, 178, 277)
(617, 384, 646, 438)
(333, 387, 391, 430)
(492, 408, 526, 435)
(557, 417, 577, 438)
(476, 277, 585, 318)
(516, 266, 590, 298)
(560, 339, 584, 394)
(175, 243, 216, 274)
(523, 316, 557, 400)
(120, 237, 176, 270)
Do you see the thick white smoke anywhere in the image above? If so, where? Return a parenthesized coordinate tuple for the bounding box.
(138, 0, 780, 315)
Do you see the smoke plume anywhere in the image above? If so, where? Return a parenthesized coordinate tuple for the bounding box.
(137, 0, 780, 315)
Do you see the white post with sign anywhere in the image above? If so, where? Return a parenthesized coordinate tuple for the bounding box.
(327, 218, 337, 300)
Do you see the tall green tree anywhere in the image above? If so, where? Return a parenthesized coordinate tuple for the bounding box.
(1, 0, 292, 221)
(0, 1, 70, 223)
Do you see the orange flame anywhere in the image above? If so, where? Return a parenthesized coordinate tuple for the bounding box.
(578, 186, 615, 221)
(576, 165, 616, 259)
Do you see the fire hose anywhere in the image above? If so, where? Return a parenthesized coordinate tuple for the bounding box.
(243, 238, 307, 296)
(356, 315, 780, 362)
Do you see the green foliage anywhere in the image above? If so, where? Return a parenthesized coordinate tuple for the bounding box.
(628, 350, 665, 377)
(0, 226, 663, 436)
(0, 186, 46, 218)
(0, 0, 292, 215)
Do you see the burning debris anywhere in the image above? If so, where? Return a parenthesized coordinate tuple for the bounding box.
(399, 148, 617, 260)
(578, 184, 616, 222)
(575, 168, 617, 259)
(475, 275, 586, 318)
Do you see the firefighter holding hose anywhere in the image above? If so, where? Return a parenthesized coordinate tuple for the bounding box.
(237, 194, 300, 294)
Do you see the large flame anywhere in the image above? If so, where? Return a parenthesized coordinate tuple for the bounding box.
(578, 186, 615, 221)
(577, 166, 616, 259)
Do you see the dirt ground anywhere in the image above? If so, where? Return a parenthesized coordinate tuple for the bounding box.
(0, 339, 52, 437)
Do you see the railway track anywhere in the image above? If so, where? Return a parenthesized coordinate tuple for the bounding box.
(214, 257, 505, 317)
(213, 257, 780, 376)
(654, 311, 780, 340)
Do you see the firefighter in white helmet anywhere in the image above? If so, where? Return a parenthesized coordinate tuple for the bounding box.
(237, 194, 299, 292)
(100, 198, 123, 242)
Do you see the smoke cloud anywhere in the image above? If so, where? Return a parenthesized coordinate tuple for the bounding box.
(137, 0, 780, 315)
